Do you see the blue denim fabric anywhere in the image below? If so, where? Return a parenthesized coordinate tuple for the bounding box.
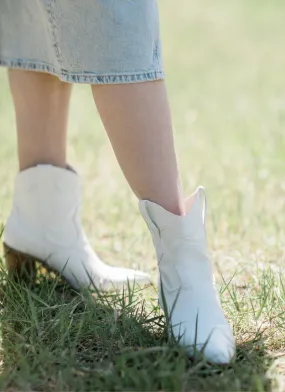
(0, 0, 164, 84)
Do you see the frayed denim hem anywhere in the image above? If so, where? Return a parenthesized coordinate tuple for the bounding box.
(0, 58, 165, 84)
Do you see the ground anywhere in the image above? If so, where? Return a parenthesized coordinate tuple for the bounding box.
(0, 0, 285, 390)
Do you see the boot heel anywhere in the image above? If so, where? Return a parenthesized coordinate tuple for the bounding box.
(3, 243, 37, 283)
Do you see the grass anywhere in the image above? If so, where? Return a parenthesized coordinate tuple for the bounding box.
(1, 0, 285, 390)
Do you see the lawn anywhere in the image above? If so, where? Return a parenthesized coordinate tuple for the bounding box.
(1, 0, 285, 390)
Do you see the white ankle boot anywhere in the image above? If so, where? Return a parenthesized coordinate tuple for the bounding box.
(139, 187, 235, 364)
(3, 165, 150, 290)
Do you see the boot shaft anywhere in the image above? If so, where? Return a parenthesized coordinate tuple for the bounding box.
(139, 188, 208, 258)
(11, 165, 82, 227)
(139, 188, 213, 291)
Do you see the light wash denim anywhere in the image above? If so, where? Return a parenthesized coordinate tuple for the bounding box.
(0, 0, 164, 84)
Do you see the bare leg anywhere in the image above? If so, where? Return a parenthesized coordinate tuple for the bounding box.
(91, 80, 235, 364)
(8, 70, 72, 171)
(4, 69, 150, 290)
(92, 81, 185, 216)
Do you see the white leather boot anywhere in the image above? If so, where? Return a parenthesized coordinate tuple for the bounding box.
(3, 165, 150, 290)
(139, 187, 235, 364)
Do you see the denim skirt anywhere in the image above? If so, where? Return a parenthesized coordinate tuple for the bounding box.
(0, 0, 164, 84)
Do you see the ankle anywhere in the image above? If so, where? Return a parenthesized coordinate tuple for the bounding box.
(142, 198, 186, 216)
(166, 204, 186, 216)
(18, 151, 67, 171)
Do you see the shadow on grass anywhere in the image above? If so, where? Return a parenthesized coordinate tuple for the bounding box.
(0, 272, 275, 392)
